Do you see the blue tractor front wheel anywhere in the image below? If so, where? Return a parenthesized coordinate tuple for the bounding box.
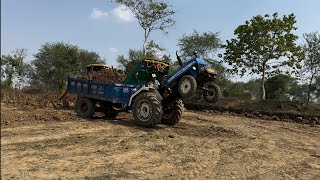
(178, 75, 197, 98)
(203, 82, 221, 103)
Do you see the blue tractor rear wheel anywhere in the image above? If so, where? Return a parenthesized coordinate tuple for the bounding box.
(161, 99, 184, 125)
(132, 92, 162, 128)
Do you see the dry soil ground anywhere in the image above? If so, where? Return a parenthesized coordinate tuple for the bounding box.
(1, 98, 320, 179)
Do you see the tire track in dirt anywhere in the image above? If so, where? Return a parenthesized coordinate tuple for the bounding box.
(178, 111, 320, 179)
(1, 121, 111, 145)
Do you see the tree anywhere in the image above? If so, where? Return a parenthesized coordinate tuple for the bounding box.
(244, 78, 261, 100)
(224, 81, 253, 99)
(223, 13, 304, 100)
(31, 42, 103, 91)
(1, 49, 28, 88)
(313, 77, 320, 102)
(287, 80, 308, 102)
(301, 32, 320, 102)
(222, 79, 260, 100)
(113, 0, 175, 54)
(265, 74, 293, 100)
(117, 48, 172, 75)
(178, 30, 222, 62)
(177, 30, 225, 79)
(145, 40, 165, 57)
(117, 49, 145, 74)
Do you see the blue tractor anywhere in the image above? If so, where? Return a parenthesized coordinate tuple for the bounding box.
(155, 52, 221, 125)
(161, 52, 221, 103)
(57, 52, 221, 128)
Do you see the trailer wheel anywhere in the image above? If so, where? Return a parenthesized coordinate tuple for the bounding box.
(132, 92, 162, 128)
(102, 102, 118, 119)
(76, 98, 95, 118)
(203, 82, 221, 103)
(178, 75, 197, 98)
(162, 99, 184, 126)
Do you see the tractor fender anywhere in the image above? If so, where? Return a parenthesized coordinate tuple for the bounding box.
(128, 86, 163, 106)
(165, 61, 196, 86)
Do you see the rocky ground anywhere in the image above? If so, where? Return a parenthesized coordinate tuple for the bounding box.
(1, 90, 320, 179)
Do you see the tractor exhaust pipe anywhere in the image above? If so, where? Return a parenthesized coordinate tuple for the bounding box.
(176, 51, 183, 66)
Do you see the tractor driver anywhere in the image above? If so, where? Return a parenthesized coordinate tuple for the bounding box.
(149, 73, 160, 89)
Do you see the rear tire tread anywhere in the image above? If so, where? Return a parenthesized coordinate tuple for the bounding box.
(162, 99, 184, 125)
(132, 92, 162, 128)
(76, 97, 95, 118)
(102, 102, 118, 119)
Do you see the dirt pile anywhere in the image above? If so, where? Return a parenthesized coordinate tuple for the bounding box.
(1, 89, 53, 108)
(1, 89, 81, 128)
(1, 89, 77, 109)
(1, 103, 81, 128)
(184, 99, 320, 125)
(78, 68, 125, 84)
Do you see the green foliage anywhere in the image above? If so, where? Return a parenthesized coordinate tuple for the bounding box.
(265, 74, 292, 100)
(31, 42, 103, 91)
(223, 79, 260, 100)
(313, 77, 320, 102)
(209, 60, 227, 83)
(264, 74, 310, 101)
(145, 40, 165, 57)
(117, 48, 171, 75)
(287, 80, 308, 102)
(223, 13, 304, 100)
(223, 82, 252, 99)
(1, 49, 28, 89)
(301, 31, 320, 102)
(160, 54, 172, 64)
(177, 30, 226, 83)
(113, 0, 175, 54)
(178, 30, 222, 61)
(117, 49, 145, 74)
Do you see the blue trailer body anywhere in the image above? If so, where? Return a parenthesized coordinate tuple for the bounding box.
(67, 78, 141, 104)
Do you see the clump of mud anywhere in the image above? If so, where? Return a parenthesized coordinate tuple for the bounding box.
(1, 89, 82, 128)
(77, 68, 125, 84)
(1, 89, 77, 108)
(1, 89, 51, 108)
(184, 100, 320, 125)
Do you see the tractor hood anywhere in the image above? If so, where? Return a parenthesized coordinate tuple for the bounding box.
(194, 58, 217, 74)
(194, 58, 208, 66)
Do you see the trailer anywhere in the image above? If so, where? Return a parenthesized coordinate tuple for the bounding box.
(67, 78, 163, 127)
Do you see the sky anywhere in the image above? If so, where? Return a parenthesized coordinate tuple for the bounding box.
(1, 0, 320, 79)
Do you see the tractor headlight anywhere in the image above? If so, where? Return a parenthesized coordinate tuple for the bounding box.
(206, 68, 215, 73)
(192, 66, 197, 70)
